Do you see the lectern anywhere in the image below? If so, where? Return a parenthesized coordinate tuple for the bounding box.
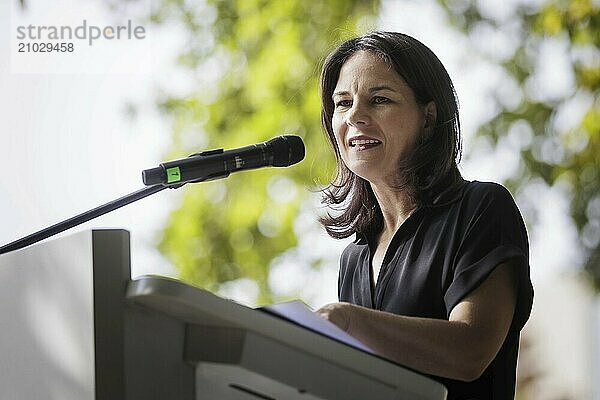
(0, 229, 447, 400)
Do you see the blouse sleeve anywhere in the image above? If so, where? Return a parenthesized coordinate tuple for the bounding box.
(443, 183, 534, 332)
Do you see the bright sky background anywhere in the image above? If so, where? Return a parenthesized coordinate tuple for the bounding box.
(0, 0, 596, 395)
(1, 0, 182, 277)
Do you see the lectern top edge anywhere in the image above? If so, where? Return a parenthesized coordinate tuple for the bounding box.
(127, 275, 448, 399)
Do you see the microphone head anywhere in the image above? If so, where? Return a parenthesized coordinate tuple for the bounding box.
(269, 135, 305, 167)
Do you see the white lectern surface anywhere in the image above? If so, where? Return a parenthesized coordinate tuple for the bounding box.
(0, 231, 96, 400)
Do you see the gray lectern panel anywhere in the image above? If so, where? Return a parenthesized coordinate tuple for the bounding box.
(186, 325, 399, 400)
(0, 229, 131, 400)
(0, 231, 96, 400)
(128, 276, 448, 400)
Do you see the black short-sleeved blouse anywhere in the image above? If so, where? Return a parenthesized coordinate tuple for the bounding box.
(338, 180, 534, 400)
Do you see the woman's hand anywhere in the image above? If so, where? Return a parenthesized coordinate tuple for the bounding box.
(316, 302, 355, 333)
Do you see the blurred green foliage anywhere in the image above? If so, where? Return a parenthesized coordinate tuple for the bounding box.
(152, 0, 599, 302)
(438, 0, 599, 288)
(153, 0, 379, 304)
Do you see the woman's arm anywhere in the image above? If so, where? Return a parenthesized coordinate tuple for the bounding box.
(317, 262, 517, 382)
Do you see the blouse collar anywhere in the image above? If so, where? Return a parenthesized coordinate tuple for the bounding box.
(354, 179, 468, 244)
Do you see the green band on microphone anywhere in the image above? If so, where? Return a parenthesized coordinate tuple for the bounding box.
(166, 167, 181, 183)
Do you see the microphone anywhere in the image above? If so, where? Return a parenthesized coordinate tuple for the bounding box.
(142, 135, 305, 186)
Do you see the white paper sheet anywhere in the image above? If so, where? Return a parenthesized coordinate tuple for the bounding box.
(261, 300, 375, 354)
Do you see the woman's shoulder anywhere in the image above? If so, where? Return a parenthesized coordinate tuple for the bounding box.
(461, 180, 517, 207)
(342, 234, 368, 256)
(432, 179, 517, 212)
(457, 181, 525, 230)
(463, 180, 512, 197)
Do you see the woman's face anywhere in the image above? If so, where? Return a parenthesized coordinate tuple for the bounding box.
(331, 50, 429, 187)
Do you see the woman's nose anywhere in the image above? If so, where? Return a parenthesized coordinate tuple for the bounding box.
(346, 102, 370, 127)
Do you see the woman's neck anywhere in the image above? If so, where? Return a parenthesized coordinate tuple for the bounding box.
(371, 183, 417, 235)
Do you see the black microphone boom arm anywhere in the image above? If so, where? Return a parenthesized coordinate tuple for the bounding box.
(0, 135, 305, 255)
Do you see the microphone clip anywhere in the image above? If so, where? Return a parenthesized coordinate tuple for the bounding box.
(142, 148, 230, 187)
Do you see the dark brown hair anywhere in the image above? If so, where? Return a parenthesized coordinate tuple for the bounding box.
(319, 31, 462, 239)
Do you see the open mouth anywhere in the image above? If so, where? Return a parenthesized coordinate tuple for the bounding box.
(349, 138, 381, 150)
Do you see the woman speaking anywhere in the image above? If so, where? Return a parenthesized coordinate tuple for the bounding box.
(316, 31, 534, 400)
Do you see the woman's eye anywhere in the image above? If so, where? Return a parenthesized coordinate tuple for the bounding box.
(335, 100, 352, 108)
(373, 96, 389, 104)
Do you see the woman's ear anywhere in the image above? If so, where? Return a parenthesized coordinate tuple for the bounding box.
(423, 101, 437, 129)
